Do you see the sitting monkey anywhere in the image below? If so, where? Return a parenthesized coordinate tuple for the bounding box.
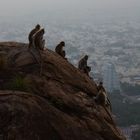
(94, 89, 115, 127)
(33, 28, 45, 50)
(55, 41, 66, 58)
(78, 55, 91, 76)
(97, 82, 112, 111)
(28, 24, 41, 48)
(95, 89, 107, 106)
(95, 87, 112, 112)
(97, 81, 106, 92)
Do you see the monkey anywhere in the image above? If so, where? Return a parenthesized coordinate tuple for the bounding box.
(28, 24, 41, 48)
(95, 89, 115, 126)
(28, 28, 45, 76)
(86, 66, 91, 77)
(33, 28, 45, 50)
(97, 82, 112, 111)
(78, 55, 88, 70)
(95, 89, 107, 106)
(33, 28, 45, 75)
(96, 89, 121, 134)
(97, 81, 106, 92)
(78, 55, 91, 76)
(94, 89, 120, 134)
(55, 41, 66, 58)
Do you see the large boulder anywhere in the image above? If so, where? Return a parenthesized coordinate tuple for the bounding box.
(0, 42, 126, 140)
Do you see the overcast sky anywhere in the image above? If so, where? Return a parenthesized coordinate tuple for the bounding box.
(0, 0, 140, 22)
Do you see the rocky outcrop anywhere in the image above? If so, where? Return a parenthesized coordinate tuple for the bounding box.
(0, 42, 126, 140)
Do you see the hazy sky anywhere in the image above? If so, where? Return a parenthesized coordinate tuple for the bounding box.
(0, 0, 140, 22)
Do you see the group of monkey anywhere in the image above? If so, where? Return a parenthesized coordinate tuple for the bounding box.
(28, 24, 111, 112)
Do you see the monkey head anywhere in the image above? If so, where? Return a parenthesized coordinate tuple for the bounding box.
(39, 28, 45, 36)
(41, 28, 45, 34)
(35, 24, 41, 30)
(87, 66, 91, 72)
(60, 41, 65, 47)
(99, 81, 103, 86)
(84, 55, 88, 60)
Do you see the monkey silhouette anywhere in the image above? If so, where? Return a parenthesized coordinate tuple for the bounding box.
(78, 55, 91, 76)
(55, 41, 66, 58)
(28, 24, 41, 48)
(97, 82, 112, 111)
(33, 28, 45, 50)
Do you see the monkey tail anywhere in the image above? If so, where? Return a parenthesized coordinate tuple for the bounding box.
(107, 97, 112, 111)
(103, 106, 120, 134)
(40, 52, 43, 76)
(29, 48, 41, 64)
(103, 106, 114, 124)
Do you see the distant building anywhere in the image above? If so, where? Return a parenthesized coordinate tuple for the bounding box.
(131, 76, 140, 85)
(102, 63, 120, 93)
(120, 125, 140, 140)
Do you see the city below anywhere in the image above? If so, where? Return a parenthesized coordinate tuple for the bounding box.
(0, 16, 140, 140)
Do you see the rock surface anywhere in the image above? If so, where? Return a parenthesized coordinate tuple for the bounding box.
(0, 42, 126, 140)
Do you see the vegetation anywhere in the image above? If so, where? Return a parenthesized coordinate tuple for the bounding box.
(49, 97, 64, 110)
(109, 93, 140, 126)
(49, 97, 87, 116)
(0, 55, 8, 70)
(131, 129, 140, 140)
(8, 75, 30, 92)
(121, 82, 140, 96)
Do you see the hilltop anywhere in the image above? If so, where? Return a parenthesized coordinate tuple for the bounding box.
(0, 42, 126, 140)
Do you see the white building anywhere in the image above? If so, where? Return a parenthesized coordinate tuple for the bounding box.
(102, 63, 120, 93)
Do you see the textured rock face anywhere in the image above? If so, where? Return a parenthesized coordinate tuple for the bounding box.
(0, 42, 126, 140)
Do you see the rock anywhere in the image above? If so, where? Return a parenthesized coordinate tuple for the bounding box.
(0, 42, 126, 140)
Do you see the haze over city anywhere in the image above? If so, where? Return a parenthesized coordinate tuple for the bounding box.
(0, 0, 140, 22)
(0, 0, 140, 140)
